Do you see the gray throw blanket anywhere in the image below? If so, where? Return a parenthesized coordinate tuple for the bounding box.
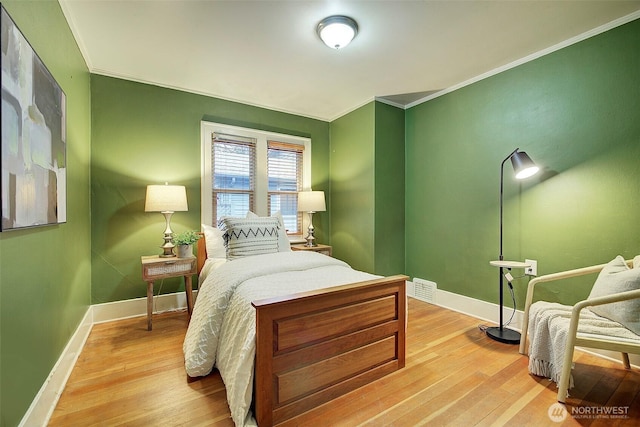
(527, 301, 640, 389)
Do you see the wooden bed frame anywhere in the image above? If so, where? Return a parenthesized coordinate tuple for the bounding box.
(196, 237, 407, 426)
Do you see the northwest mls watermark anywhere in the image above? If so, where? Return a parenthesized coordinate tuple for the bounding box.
(548, 403, 630, 422)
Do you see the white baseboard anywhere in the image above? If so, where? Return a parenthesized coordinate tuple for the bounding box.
(407, 282, 639, 368)
(19, 307, 93, 427)
(92, 290, 193, 323)
(23, 286, 638, 426)
(20, 291, 192, 427)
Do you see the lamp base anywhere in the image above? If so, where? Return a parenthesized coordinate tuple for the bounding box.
(304, 211, 317, 247)
(486, 326, 520, 345)
(159, 244, 176, 258)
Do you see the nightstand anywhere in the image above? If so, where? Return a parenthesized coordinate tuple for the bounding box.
(291, 243, 332, 257)
(141, 255, 197, 331)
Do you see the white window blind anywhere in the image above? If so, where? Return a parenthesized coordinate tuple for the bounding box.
(268, 141, 303, 233)
(212, 133, 256, 222)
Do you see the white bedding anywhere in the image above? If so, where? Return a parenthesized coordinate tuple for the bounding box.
(183, 251, 379, 426)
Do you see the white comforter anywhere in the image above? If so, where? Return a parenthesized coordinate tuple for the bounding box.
(183, 251, 378, 426)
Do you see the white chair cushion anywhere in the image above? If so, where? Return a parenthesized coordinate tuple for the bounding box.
(588, 255, 640, 335)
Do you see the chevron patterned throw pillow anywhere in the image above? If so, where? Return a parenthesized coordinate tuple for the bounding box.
(219, 216, 280, 260)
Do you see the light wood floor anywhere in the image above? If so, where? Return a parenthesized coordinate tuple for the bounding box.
(49, 298, 639, 426)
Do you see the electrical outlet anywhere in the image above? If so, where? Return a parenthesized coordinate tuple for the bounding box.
(525, 259, 538, 276)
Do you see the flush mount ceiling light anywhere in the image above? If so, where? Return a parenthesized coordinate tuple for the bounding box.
(316, 15, 358, 49)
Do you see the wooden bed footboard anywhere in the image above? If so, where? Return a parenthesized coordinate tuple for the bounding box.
(252, 275, 408, 426)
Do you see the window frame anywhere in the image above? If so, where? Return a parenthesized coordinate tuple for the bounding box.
(201, 121, 311, 234)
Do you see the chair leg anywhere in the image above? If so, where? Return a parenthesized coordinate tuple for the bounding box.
(557, 361, 572, 403)
(621, 352, 630, 369)
(519, 313, 530, 355)
(557, 328, 579, 403)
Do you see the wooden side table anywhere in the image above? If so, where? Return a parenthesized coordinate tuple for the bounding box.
(291, 243, 332, 257)
(141, 255, 197, 331)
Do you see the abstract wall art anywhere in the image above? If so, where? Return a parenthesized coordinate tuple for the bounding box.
(1, 5, 66, 231)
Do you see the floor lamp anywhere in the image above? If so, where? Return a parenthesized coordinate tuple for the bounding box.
(486, 149, 539, 344)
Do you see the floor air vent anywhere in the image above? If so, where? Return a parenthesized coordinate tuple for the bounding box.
(413, 278, 437, 303)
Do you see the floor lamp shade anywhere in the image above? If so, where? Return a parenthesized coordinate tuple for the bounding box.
(510, 151, 539, 179)
(145, 184, 188, 257)
(298, 191, 326, 247)
(487, 149, 540, 344)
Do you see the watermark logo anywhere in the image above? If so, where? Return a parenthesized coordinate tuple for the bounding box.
(571, 405, 629, 420)
(548, 403, 568, 423)
(548, 403, 630, 422)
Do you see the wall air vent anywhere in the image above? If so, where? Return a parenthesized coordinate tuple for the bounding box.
(413, 278, 437, 303)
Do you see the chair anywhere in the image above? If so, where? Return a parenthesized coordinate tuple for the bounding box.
(519, 259, 640, 403)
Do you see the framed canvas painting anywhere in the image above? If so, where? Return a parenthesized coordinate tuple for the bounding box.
(1, 5, 66, 231)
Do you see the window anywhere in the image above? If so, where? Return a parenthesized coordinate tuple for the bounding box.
(201, 122, 311, 234)
(212, 133, 256, 220)
(268, 141, 304, 233)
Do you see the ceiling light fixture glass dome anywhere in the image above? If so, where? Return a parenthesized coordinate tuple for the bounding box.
(316, 15, 358, 49)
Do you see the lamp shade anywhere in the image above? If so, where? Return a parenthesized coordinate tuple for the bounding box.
(317, 15, 358, 49)
(145, 184, 188, 212)
(298, 191, 326, 212)
(510, 151, 539, 179)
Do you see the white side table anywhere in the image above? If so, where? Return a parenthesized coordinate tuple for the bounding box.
(487, 260, 531, 344)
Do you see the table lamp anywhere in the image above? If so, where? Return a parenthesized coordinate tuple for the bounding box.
(145, 183, 188, 257)
(297, 191, 326, 247)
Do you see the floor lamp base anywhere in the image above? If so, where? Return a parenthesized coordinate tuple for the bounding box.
(486, 327, 520, 345)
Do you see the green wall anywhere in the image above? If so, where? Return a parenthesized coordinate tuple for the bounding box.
(90, 76, 330, 303)
(330, 101, 405, 275)
(0, 2, 92, 426)
(330, 103, 375, 271)
(405, 18, 640, 308)
(374, 102, 405, 276)
(2, 3, 638, 424)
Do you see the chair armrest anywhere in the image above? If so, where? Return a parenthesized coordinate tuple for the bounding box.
(518, 259, 633, 354)
(573, 288, 640, 312)
(564, 288, 640, 356)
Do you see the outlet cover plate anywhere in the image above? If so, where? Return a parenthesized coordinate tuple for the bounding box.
(525, 259, 538, 276)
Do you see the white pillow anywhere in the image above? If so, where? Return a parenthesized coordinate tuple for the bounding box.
(634, 255, 640, 269)
(588, 255, 640, 335)
(219, 216, 280, 260)
(246, 211, 291, 252)
(201, 224, 226, 259)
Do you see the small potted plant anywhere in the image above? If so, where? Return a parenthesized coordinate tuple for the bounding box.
(172, 230, 201, 258)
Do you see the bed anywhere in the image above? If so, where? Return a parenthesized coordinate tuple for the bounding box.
(183, 218, 407, 426)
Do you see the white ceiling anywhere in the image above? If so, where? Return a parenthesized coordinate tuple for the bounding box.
(60, 1, 640, 122)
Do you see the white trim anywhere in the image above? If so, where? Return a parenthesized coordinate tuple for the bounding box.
(61, 3, 640, 123)
(58, 0, 94, 70)
(200, 121, 311, 228)
(19, 307, 93, 427)
(374, 97, 405, 110)
(23, 284, 639, 425)
(92, 291, 192, 324)
(19, 292, 194, 427)
(407, 282, 639, 368)
(406, 10, 640, 110)
(327, 96, 376, 122)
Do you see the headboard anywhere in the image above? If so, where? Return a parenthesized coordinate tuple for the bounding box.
(196, 232, 207, 274)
